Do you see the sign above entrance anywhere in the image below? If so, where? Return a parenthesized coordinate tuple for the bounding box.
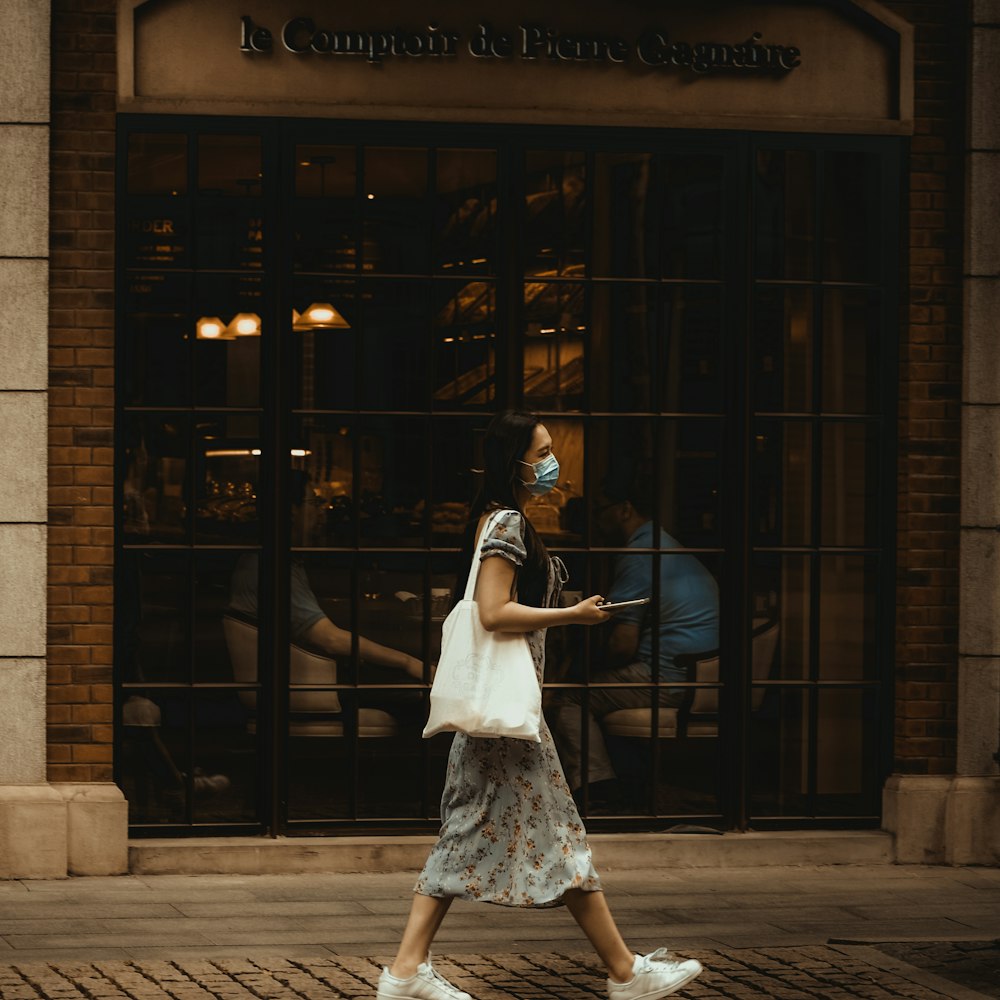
(120, 0, 913, 134)
(239, 15, 802, 76)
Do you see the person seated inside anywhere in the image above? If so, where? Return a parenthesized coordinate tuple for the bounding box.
(226, 474, 425, 724)
(550, 472, 720, 804)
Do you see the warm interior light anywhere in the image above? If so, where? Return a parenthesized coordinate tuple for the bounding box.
(229, 312, 261, 337)
(295, 302, 351, 330)
(196, 316, 227, 340)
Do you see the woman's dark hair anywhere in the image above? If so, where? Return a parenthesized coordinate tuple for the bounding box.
(453, 409, 550, 608)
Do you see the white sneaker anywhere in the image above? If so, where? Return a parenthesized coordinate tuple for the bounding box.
(607, 949, 703, 1000)
(376, 953, 472, 1000)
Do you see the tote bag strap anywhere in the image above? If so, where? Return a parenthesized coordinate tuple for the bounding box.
(462, 508, 514, 602)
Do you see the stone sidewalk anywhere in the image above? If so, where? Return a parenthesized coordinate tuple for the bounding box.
(0, 865, 997, 998)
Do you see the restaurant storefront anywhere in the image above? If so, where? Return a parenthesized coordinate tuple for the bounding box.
(7, 0, 999, 876)
(113, 0, 908, 837)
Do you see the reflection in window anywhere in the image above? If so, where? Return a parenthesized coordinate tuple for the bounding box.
(823, 151, 880, 282)
(524, 283, 585, 411)
(363, 147, 429, 274)
(295, 145, 357, 273)
(755, 149, 815, 280)
(432, 281, 496, 408)
(435, 148, 497, 275)
(128, 133, 187, 196)
(753, 420, 812, 547)
(754, 287, 813, 414)
(524, 150, 586, 277)
(198, 134, 262, 197)
(592, 152, 654, 279)
(661, 154, 724, 279)
(819, 555, 877, 680)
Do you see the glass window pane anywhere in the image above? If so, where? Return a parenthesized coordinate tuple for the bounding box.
(660, 286, 724, 414)
(435, 148, 497, 276)
(357, 553, 426, 679)
(198, 134, 262, 197)
(121, 688, 189, 825)
(820, 422, 877, 547)
(194, 416, 260, 545)
(431, 280, 496, 410)
(123, 272, 191, 407)
(128, 133, 187, 196)
(294, 144, 358, 273)
(819, 555, 878, 681)
(123, 202, 190, 269)
(293, 279, 356, 410)
(823, 150, 880, 282)
(194, 201, 264, 270)
(523, 281, 586, 411)
(750, 686, 808, 817)
(592, 152, 655, 279)
(661, 153, 724, 279)
(360, 280, 429, 410)
(195, 552, 250, 683)
(752, 419, 813, 546)
(524, 150, 586, 277)
(752, 554, 810, 681)
(822, 290, 880, 414)
(193, 273, 263, 407)
(363, 147, 429, 274)
(120, 550, 189, 685)
(358, 415, 430, 547)
(293, 416, 355, 548)
(295, 144, 356, 198)
(754, 149, 815, 280)
(658, 418, 724, 547)
(753, 287, 814, 414)
(429, 417, 489, 547)
(589, 283, 653, 412)
(123, 415, 190, 544)
(816, 688, 879, 815)
(192, 691, 257, 823)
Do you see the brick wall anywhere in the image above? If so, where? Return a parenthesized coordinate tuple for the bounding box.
(44, 1, 967, 787)
(885, 0, 966, 775)
(47, 0, 117, 782)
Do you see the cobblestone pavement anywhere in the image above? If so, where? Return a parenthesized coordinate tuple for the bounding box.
(872, 942, 1000, 998)
(0, 947, 996, 1000)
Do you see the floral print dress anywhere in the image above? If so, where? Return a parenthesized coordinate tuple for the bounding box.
(415, 509, 603, 908)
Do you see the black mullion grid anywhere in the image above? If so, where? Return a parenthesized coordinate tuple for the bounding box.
(806, 149, 827, 820)
(722, 133, 750, 831)
(262, 122, 287, 836)
(343, 144, 365, 821)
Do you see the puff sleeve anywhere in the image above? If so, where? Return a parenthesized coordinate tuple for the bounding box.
(479, 509, 527, 567)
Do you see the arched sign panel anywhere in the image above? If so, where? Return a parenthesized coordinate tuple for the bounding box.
(120, 0, 913, 133)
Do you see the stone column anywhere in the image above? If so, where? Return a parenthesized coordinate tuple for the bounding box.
(0, 0, 67, 877)
(950, 0, 1000, 865)
(0, 0, 126, 878)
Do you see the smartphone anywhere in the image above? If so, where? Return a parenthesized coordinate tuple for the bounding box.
(597, 596, 651, 612)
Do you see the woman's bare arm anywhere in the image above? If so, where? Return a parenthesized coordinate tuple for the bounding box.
(475, 555, 610, 632)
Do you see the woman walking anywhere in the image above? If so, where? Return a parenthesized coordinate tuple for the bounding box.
(377, 410, 703, 1000)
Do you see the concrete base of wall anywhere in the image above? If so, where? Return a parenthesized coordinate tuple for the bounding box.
(0, 782, 127, 878)
(52, 782, 129, 875)
(883, 773, 1000, 865)
(0, 784, 67, 878)
(129, 829, 893, 875)
(944, 775, 1000, 865)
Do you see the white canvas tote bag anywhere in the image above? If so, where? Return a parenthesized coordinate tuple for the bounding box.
(422, 509, 542, 742)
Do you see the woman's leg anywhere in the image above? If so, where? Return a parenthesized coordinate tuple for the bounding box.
(389, 893, 454, 978)
(564, 889, 636, 983)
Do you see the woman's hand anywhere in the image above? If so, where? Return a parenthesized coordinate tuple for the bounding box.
(572, 595, 612, 625)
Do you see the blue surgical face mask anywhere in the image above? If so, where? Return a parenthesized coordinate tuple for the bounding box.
(520, 453, 560, 496)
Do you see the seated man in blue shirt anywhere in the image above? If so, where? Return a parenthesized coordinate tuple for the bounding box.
(551, 476, 720, 799)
